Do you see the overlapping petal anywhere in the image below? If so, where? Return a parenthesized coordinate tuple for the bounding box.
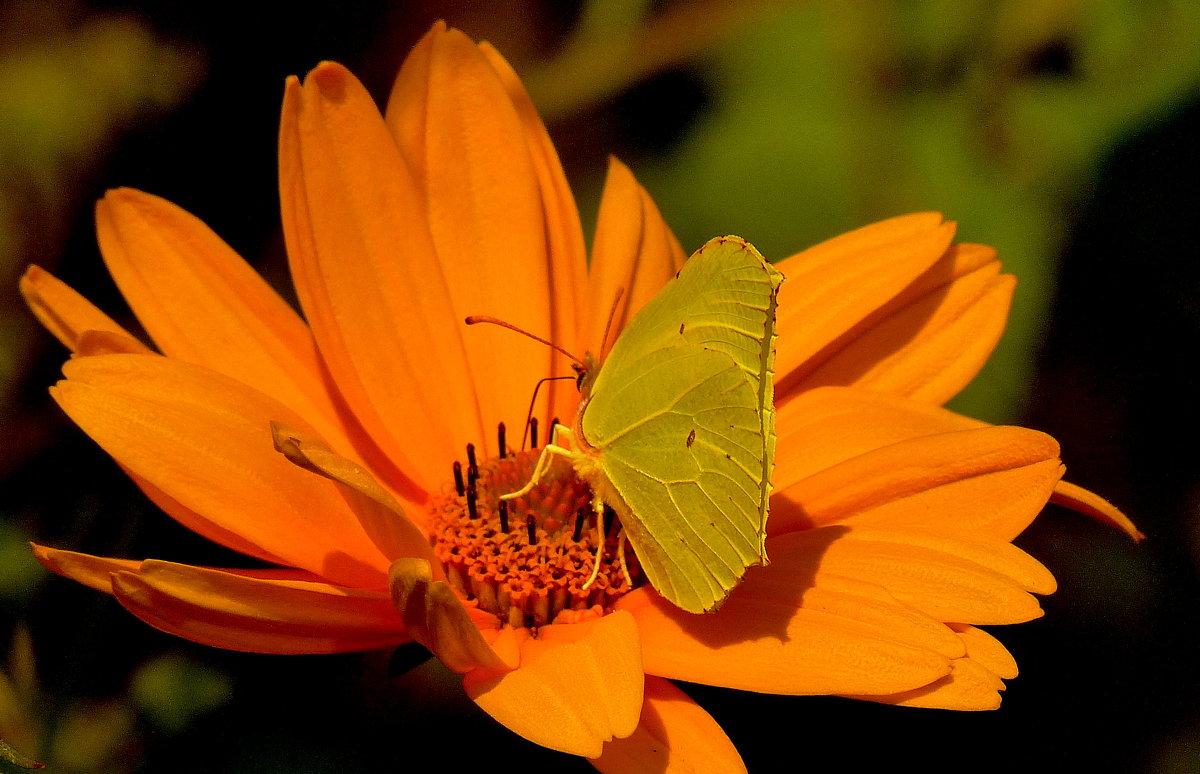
(463, 610, 643, 758)
(51, 353, 390, 588)
(19, 265, 146, 353)
(593, 677, 746, 774)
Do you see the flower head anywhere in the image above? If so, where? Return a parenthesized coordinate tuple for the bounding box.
(22, 22, 1138, 771)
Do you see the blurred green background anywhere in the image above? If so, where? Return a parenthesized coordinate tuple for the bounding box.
(1, 0, 1197, 770)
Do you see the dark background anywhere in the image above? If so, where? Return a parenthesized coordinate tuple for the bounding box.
(1, 1, 1196, 771)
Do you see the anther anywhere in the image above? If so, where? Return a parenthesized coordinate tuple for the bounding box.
(572, 508, 586, 542)
(467, 463, 478, 490)
(466, 442, 477, 469)
(452, 461, 465, 497)
(526, 513, 537, 545)
(498, 422, 507, 459)
(498, 499, 509, 533)
(551, 417, 561, 435)
(466, 487, 478, 520)
(529, 417, 539, 449)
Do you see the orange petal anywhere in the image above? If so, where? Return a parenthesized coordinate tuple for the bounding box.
(463, 610, 643, 758)
(949, 623, 1018, 680)
(619, 533, 955, 696)
(772, 386, 984, 490)
(19, 265, 146, 353)
(52, 353, 390, 588)
(271, 422, 437, 569)
(93, 189, 354, 453)
(382, 26, 563, 447)
(846, 657, 1006, 710)
(793, 529, 1048, 624)
(478, 39, 589, 331)
(76, 330, 151, 356)
(111, 560, 408, 654)
(774, 214, 955, 391)
(791, 247, 1016, 404)
(773, 424, 1063, 540)
(592, 676, 746, 774)
(584, 157, 687, 360)
(1051, 480, 1143, 540)
(388, 558, 506, 673)
(279, 62, 472, 490)
(32, 544, 140, 593)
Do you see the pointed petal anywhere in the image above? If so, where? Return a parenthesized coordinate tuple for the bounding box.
(592, 676, 746, 774)
(949, 623, 1018, 680)
(772, 386, 984, 490)
(279, 63, 471, 489)
(52, 354, 390, 587)
(619, 531, 956, 696)
(1051, 480, 1143, 540)
(774, 214, 955, 392)
(388, 558, 506, 673)
(93, 189, 354, 452)
(792, 246, 1016, 404)
(772, 424, 1063, 540)
(31, 544, 140, 593)
(463, 610, 642, 758)
(271, 422, 437, 569)
(383, 26, 563, 449)
(19, 265, 146, 353)
(111, 560, 408, 654)
(584, 157, 687, 358)
(847, 657, 1006, 710)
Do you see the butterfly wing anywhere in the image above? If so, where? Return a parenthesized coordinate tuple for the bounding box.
(581, 236, 783, 612)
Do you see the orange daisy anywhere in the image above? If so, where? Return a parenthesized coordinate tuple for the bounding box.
(21, 23, 1137, 772)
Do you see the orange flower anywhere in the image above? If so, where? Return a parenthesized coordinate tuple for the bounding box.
(21, 23, 1138, 772)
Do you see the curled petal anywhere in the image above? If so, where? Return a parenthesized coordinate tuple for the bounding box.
(774, 213, 954, 391)
(19, 265, 145, 353)
(271, 422, 438, 570)
(112, 560, 408, 654)
(389, 558, 506, 674)
(592, 676, 746, 774)
(463, 610, 642, 758)
(1051, 480, 1143, 541)
(773, 424, 1063, 541)
(32, 544, 140, 593)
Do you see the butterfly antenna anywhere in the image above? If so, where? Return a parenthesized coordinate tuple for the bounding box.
(598, 287, 626, 359)
(465, 316, 585, 366)
(464, 316, 582, 451)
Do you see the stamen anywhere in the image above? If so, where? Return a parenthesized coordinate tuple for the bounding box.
(529, 417, 539, 449)
(452, 461, 464, 497)
(572, 508, 586, 542)
(551, 416, 561, 435)
(466, 442, 477, 469)
(497, 422, 507, 459)
(498, 499, 509, 533)
(466, 486, 478, 520)
(526, 513, 537, 545)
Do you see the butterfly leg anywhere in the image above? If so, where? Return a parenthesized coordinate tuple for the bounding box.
(499, 423, 576, 501)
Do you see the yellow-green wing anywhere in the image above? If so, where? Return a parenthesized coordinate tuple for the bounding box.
(582, 236, 783, 612)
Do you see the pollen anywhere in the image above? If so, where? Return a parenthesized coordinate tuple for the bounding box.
(428, 425, 645, 629)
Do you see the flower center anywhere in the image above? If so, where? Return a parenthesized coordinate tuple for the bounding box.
(427, 422, 645, 629)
